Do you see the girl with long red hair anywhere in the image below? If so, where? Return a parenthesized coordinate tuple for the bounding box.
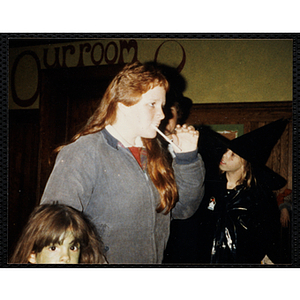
(40, 61, 205, 264)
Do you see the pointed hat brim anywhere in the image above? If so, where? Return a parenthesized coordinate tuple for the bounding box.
(228, 118, 289, 165)
(199, 118, 289, 190)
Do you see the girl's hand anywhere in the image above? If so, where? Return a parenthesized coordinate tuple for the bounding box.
(280, 208, 290, 228)
(171, 124, 199, 153)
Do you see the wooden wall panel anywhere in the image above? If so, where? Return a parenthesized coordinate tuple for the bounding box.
(8, 109, 40, 256)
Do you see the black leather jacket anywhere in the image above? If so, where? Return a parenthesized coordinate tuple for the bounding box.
(199, 174, 280, 264)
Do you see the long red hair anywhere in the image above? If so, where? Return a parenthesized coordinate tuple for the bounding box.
(56, 62, 178, 214)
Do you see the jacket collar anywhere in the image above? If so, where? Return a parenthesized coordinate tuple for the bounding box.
(104, 124, 144, 148)
(102, 128, 120, 150)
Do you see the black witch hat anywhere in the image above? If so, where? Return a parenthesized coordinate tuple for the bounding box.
(199, 118, 289, 190)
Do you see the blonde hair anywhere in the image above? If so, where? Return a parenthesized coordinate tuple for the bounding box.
(220, 153, 255, 189)
(10, 203, 106, 264)
(237, 159, 255, 188)
(55, 62, 178, 214)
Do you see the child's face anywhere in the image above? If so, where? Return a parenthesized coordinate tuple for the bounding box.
(28, 231, 80, 264)
(219, 149, 244, 173)
(118, 85, 166, 144)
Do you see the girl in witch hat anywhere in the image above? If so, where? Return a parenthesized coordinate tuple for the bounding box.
(197, 118, 289, 264)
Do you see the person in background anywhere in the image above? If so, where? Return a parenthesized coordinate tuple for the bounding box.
(197, 119, 289, 264)
(277, 188, 292, 263)
(10, 203, 107, 264)
(277, 189, 292, 228)
(40, 61, 205, 264)
(160, 90, 203, 263)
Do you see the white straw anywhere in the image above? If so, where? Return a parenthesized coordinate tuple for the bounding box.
(151, 124, 182, 152)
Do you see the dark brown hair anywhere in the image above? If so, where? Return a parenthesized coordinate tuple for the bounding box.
(10, 203, 106, 264)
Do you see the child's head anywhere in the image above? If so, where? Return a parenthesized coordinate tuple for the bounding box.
(28, 229, 80, 264)
(219, 149, 246, 174)
(219, 149, 253, 187)
(10, 203, 106, 264)
(79, 61, 168, 134)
